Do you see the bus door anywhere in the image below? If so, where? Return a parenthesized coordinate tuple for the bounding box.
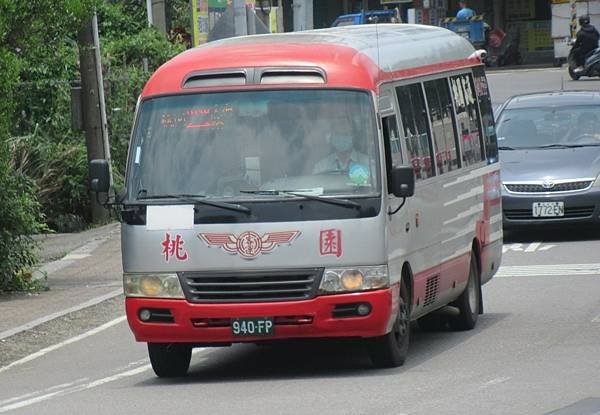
(393, 82, 442, 316)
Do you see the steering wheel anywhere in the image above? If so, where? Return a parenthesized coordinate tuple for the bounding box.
(214, 175, 256, 197)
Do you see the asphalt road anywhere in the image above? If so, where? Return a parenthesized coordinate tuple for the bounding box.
(1, 68, 600, 415)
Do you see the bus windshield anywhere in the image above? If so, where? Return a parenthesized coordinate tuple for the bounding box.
(126, 89, 380, 201)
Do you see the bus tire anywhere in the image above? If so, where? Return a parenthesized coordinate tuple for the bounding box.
(148, 343, 192, 377)
(450, 253, 480, 331)
(367, 279, 410, 368)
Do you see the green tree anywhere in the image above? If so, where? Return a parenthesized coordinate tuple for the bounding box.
(0, 0, 93, 289)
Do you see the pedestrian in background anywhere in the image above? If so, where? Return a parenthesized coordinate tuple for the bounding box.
(457, 1, 475, 19)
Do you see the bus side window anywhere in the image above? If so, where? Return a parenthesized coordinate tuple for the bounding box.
(451, 73, 484, 166)
(472, 66, 498, 163)
(395, 84, 434, 180)
(424, 78, 460, 174)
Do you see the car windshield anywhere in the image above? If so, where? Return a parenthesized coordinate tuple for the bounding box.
(126, 89, 380, 201)
(496, 106, 600, 148)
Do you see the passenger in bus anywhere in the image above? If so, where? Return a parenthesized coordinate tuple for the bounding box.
(456, 1, 475, 19)
(313, 121, 369, 174)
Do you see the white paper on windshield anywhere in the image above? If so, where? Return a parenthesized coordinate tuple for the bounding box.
(290, 187, 324, 196)
(146, 205, 194, 230)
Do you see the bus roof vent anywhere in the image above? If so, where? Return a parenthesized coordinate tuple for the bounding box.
(260, 69, 325, 85)
(183, 71, 247, 88)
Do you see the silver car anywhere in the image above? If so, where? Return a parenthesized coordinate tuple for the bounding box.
(496, 91, 600, 227)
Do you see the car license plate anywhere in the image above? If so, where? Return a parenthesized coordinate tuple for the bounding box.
(532, 201, 564, 217)
(231, 317, 274, 337)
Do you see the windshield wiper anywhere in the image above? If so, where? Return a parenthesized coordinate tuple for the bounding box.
(533, 144, 584, 149)
(498, 146, 517, 150)
(137, 193, 251, 214)
(239, 190, 361, 209)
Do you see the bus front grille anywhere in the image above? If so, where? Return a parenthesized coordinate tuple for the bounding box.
(179, 268, 323, 303)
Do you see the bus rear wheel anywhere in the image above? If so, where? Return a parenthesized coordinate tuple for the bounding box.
(148, 343, 192, 377)
(367, 279, 410, 368)
(449, 253, 480, 331)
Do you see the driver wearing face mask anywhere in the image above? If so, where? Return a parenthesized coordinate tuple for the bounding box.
(313, 122, 369, 174)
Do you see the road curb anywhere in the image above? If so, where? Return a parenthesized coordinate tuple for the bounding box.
(0, 289, 123, 341)
(32, 224, 120, 282)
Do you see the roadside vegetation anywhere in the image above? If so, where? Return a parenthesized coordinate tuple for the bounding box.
(0, 0, 189, 291)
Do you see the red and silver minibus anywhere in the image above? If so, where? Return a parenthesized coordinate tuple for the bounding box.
(90, 24, 502, 377)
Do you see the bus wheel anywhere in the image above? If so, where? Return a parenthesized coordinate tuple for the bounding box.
(148, 343, 192, 377)
(367, 279, 410, 368)
(450, 253, 480, 331)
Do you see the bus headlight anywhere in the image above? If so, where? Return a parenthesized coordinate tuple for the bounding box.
(319, 265, 389, 293)
(123, 273, 185, 299)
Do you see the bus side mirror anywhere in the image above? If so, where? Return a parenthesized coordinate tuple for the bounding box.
(89, 159, 110, 193)
(389, 166, 415, 198)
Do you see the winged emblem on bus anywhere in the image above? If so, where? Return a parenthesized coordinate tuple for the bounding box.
(198, 231, 301, 259)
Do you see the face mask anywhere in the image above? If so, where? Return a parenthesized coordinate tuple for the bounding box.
(331, 135, 353, 152)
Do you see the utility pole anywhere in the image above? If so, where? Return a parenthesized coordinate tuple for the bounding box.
(292, 0, 312, 31)
(152, 0, 169, 33)
(78, 9, 111, 223)
(146, 0, 154, 27)
(234, 0, 248, 36)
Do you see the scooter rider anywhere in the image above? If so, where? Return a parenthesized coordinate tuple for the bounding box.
(573, 15, 600, 73)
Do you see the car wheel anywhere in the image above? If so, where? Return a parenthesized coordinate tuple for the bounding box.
(449, 253, 480, 331)
(568, 66, 581, 80)
(367, 279, 410, 368)
(148, 343, 192, 377)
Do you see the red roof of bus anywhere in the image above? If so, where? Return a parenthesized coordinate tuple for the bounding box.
(141, 24, 479, 98)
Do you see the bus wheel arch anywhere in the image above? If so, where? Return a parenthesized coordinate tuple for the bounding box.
(400, 262, 414, 312)
(367, 263, 411, 368)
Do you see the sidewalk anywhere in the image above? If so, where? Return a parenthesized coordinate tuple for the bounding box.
(0, 223, 123, 340)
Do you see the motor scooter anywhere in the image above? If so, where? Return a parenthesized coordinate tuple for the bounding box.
(568, 42, 600, 80)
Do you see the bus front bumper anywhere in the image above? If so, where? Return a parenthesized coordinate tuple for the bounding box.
(125, 287, 396, 344)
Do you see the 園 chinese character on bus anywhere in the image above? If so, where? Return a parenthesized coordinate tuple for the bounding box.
(320, 229, 342, 258)
(161, 233, 188, 262)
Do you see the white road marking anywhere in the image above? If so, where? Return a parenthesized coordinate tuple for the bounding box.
(0, 349, 205, 413)
(0, 288, 123, 341)
(502, 243, 556, 254)
(0, 378, 89, 407)
(0, 316, 126, 374)
(479, 376, 511, 389)
(0, 365, 150, 413)
(495, 263, 600, 278)
(591, 313, 600, 323)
